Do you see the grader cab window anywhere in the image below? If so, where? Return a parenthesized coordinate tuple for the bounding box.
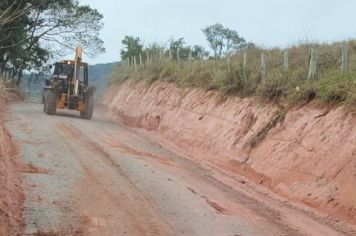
(54, 63, 74, 77)
(79, 66, 85, 82)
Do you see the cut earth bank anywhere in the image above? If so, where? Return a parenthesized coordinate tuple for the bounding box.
(0, 97, 23, 236)
(101, 80, 356, 225)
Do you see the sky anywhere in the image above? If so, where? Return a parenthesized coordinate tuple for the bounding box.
(79, 0, 356, 64)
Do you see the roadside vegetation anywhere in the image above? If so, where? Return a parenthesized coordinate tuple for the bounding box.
(110, 24, 356, 109)
(0, 0, 105, 86)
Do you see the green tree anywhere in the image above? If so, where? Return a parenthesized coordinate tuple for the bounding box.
(120, 36, 144, 61)
(191, 45, 209, 59)
(0, 0, 105, 84)
(0, 0, 37, 28)
(202, 23, 246, 59)
(168, 38, 191, 60)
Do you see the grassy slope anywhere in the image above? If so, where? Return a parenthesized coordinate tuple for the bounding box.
(110, 41, 356, 110)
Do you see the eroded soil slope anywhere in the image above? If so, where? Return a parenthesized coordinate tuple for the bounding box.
(102, 80, 356, 224)
(0, 99, 23, 236)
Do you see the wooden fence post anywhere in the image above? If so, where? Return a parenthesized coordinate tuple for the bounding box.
(133, 56, 137, 71)
(227, 55, 231, 71)
(189, 50, 193, 71)
(200, 52, 203, 67)
(243, 50, 248, 81)
(139, 53, 143, 65)
(283, 49, 289, 71)
(177, 47, 180, 64)
(308, 47, 317, 79)
(341, 41, 348, 73)
(261, 52, 267, 80)
(146, 53, 150, 65)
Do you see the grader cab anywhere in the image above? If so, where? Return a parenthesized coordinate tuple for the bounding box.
(43, 47, 95, 120)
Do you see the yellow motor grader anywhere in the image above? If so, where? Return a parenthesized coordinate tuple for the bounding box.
(43, 47, 95, 119)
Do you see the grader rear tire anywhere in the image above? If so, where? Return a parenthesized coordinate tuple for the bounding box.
(80, 93, 94, 120)
(43, 94, 47, 113)
(45, 90, 57, 115)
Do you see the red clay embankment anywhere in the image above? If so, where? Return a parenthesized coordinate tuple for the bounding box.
(0, 98, 24, 236)
(101, 80, 356, 225)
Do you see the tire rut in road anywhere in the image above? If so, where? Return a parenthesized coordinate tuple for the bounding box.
(54, 122, 175, 236)
(57, 122, 303, 236)
(120, 130, 355, 236)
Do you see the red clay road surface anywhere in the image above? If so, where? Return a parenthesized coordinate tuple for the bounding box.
(5, 102, 356, 236)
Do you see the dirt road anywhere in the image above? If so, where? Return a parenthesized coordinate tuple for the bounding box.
(5, 102, 356, 236)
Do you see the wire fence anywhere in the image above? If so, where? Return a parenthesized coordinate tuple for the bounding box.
(122, 41, 356, 81)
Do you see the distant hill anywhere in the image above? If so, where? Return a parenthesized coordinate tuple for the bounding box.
(88, 62, 118, 97)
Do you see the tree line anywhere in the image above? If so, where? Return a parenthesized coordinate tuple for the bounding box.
(120, 23, 251, 64)
(0, 0, 105, 85)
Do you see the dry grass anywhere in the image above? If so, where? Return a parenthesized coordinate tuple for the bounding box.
(0, 79, 5, 97)
(110, 40, 356, 109)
